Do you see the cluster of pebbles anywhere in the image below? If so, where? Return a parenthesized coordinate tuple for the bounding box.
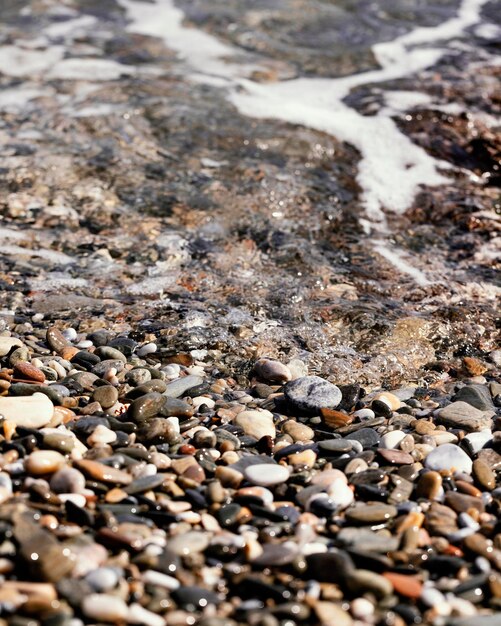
(0, 321, 500, 626)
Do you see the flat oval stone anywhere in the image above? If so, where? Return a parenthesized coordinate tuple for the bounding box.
(46, 327, 70, 354)
(75, 459, 132, 485)
(235, 409, 275, 440)
(319, 439, 353, 454)
(416, 471, 442, 500)
(164, 375, 203, 398)
(81, 594, 128, 622)
(425, 444, 473, 474)
(377, 448, 414, 465)
(244, 463, 289, 486)
(380, 430, 406, 449)
(92, 386, 118, 410)
(284, 376, 342, 414)
(128, 393, 165, 421)
(167, 531, 209, 556)
(25, 450, 66, 475)
(14, 362, 45, 383)
(0, 392, 54, 428)
(348, 428, 380, 449)
(345, 503, 398, 524)
(254, 358, 292, 383)
(472, 458, 496, 490)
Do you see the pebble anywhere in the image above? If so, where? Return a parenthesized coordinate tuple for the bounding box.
(164, 375, 204, 398)
(234, 409, 275, 440)
(25, 450, 66, 475)
(0, 392, 54, 428)
(81, 594, 128, 622)
(345, 503, 398, 524)
(472, 458, 496, 490)
(244, 463, 290, 486)
(92, 385, 119, 409)
(167, 531, 209, 556)
(284, 375, 342, 414)
(254, 358, 292, 382)
(0, 336, 23, 356)
(380, 430, 406, 449)
(436, 401, 494, 432)
(425, 444, 473, 474)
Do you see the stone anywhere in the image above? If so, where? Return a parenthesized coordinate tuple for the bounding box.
(254, 358, 292, 383)
(46, 327, 70, 354)
(137, 418, 180, 445)
(86, 567, 119, 592)
(380, 430, 406, 449)
(425, 444, 473, 474)
(244, 463, 289, 486)
(0, 392, 54, 428)
(377, 448, 414, 465)
(87, 424, 117, 446)
(50, 467, 86, 493)
(25, 450, 66, 475)
(348, 428, 380, 448)
(13, 362, 45, 383)
(81, 594, 128, 622)
(282, 420, 314, 441)
(75, 459, 132, 485)
(472, 458, 496, 490)
(235, 409, 275, 440)
(435, 401, 494, 432)
(284, 376, 342, 414)
(164, 375, 204, 398)
(159, 397, 193, 418)
(128, 392, 165, 421)
(0, 336, 23, 356)
(453, 385, 495, 411)
(314, 602, 353, 626)
(346, 569, 393, 598)
(167, 531, 209, 556)
(92, 385, 118, 409)
(416, 471, 443, 500)
(320, 408, 353, 428)
(373, 392, 401, 410)
(345, 503, 398, 524)
(336, 528, 400, 552)
(318, 439, 353, 454)
(462, 430, 492, 454)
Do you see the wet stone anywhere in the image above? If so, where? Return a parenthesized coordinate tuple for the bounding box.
(284, 375, 342, 414)
(377, 448, 414, 465)
(472, 458, 496, 490)
(164, 375, 204, 398)
(173, 586, 221, 610)
(318, 439, 353, 453)
(46, 327, 70, 354)
(128, 392, 165, 421)
(92, 385, 118, 409)
(453, 384, 495, 411)
(345, 503, 398, 524)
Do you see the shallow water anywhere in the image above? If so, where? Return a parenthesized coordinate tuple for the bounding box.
(0, 0, 499, 384)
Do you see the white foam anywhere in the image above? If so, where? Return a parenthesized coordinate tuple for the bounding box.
(0, 244, 74, 265)
(120, 0, 486, 222)
(0, 45, 64, 76)
(44, 15, 97, 39)
(372, 240, 431, 286)
(383, 90, 434, 112)
(0, 87, 47, 110)
(48, 58, 136, 81)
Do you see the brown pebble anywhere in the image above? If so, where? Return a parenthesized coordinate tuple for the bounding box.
(444, 491, 485, 514)
(472, 458, 496, 490)
(415, 420, 436, 435)
(416, 471, 442, 500)
(13, 362, 45, 383)
(25, 450, 66, 475)
(75, 459, 132, 485)
(378, 448, 414, 465)
(463, 356, 488, 376)
(383, 572, 423, 598)
(62, 346, 79, 361)
(320, 408, 353, 429)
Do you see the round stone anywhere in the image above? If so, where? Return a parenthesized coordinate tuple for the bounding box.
(92, 385, 118, 409)
(284, 376, 342, 414)
(167, 531, 210, 556)
(50, 467, 86, 494)
(380, 430, 406, 449)
(244, 463, 290, 486)
(25, 450, 66, 475)
(425, 444, 473, 474)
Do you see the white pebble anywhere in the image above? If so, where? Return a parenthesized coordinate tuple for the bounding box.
(137, 343, 157, 357)
(351, 597, 374, 619)
(86, 567, 119, 592)
(58, 493, 87, 508)
(192, 396, 215, 410)
(127, 603, 165, 626)
(163, 364, 180, 380)
(82, 594, 128, 622)
(380, 430, 406, 449)
(77, 340, 93, 349)
(353, 408, 375, 420)
(142, 569, 180, 590)
(62, 328, 77, 342)
(244, 463, 289, 486)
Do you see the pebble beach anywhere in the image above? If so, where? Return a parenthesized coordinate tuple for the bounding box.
(0, 0, 500, 625)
